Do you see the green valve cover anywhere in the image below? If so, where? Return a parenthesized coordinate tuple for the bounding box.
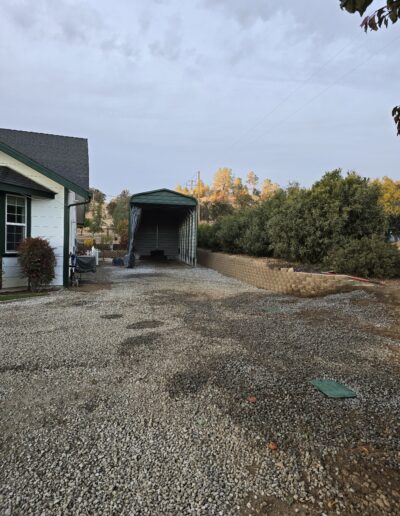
(310, 379, 356, 399)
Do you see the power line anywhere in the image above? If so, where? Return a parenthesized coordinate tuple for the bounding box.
(240, 33, 400, 147)
(228, 42, 352, 149)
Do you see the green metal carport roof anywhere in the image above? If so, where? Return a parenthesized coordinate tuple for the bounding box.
(130, 188, 197, 206)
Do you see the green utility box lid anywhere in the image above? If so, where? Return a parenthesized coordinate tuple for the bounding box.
(310, 379, 356, 399)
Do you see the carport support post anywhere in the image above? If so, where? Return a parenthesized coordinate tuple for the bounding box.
(191, 209, 196, 265)
(188, 210, 192, 266)
(186, 213, 190, 264)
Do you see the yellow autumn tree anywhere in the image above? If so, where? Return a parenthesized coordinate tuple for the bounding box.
(246, 171, 259, 196)
(260, 178, 280, 199)
(211, 167, 233, 201)
(374, 176, 400, 237)
(232, 177, 252, 208)
(175, 184, 190, 195)
(193, 179, 209, 199)
(375, 177, 400, 217)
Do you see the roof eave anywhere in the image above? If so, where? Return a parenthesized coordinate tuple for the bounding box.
(0, 141, 90, 200)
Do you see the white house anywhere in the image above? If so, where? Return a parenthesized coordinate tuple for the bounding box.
(0, 129, 91, 289)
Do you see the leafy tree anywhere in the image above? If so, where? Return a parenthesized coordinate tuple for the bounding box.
(211, 213, 249, 253)
(116, 219, 129, 249)
(90, 188, 106, 205)
(260, 178, 280, 199)
(232, 177, 253, 208)
(112, 190, 131, 229)
(211, 168, 233, 201)
(175, 184, 190, 195)
(107, 200, 117, 217)
(323, 234, 400, 278)
(374, 176, 400, 237)
(268, 170, 386, 263)
(193, 179, 208, 199)
(246, 171, 259, 195)
(340, 0, 400, 134)
(89, 203, 103, 235)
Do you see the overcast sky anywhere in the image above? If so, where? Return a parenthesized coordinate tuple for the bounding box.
(0, 0, 399, 198)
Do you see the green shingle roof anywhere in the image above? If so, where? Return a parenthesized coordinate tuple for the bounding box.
(130, 188, 197, 207)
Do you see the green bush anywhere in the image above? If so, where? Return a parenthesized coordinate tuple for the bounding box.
(198, 224, 216, 249)
(323, 236, 400, 278)
(18, 237, 56, 291)
(197, 170, 397, 277)
(268, 171, 387, 263)
(212, 214, 248, 253)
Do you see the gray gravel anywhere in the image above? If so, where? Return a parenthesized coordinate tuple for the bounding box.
(0, 262, 399, 515)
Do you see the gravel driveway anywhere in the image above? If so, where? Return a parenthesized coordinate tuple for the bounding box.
(1, 263, 399, 515)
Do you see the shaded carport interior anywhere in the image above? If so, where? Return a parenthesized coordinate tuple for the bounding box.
(127, 189, 197, 267)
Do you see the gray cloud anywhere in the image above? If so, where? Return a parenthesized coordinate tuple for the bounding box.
(149, 16, 182, 61)
(0, 0, 398, 195)
(1, 0, 138, 60)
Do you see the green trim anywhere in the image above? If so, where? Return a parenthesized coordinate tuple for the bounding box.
(0, 141, 90, 200)
(27, 198, 31, 238)
(0, 192, 5, 287)
(0, 182, 55, 199)
(131, 188, 197, 207)
(63, 188, 70, 287)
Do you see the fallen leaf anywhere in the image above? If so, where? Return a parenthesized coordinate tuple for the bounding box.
(247, 395, 257, 404)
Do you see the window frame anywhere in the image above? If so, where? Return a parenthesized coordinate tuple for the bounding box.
(5, 194, 27, 254)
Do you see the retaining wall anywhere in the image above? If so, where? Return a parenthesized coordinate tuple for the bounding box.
(197, 249, 356, 297)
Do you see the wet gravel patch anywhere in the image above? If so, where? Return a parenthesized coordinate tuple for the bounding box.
(0, 263, 399, 515)
(118, 333, 160, 357)
(126, 320, 164, 330)
(167, 370, 210, 398)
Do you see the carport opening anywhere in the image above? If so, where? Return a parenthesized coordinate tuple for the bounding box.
(126, 189, 197, 268)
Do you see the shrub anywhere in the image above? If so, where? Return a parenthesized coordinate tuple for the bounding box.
(268, 171, 387, 263)
(212, 214, 248, 253)
(18, 237, 56, 291)
(323, 236, 400, 278)
(198, 224, 216, 249)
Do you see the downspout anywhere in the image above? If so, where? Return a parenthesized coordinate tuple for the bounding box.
(68, 199, 91, 209)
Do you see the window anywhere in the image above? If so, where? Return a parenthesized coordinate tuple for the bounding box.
(6, 195, 26, 252)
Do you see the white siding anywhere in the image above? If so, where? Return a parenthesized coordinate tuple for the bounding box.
(0, 150, 66, 289)
(31, 195, 64, 286)
(1, 256, 28, 289)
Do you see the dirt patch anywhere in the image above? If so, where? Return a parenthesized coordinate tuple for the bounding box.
(167, 370, 210, 398)
(101, 313, 123, 320)
(240, 494, 304, 515)
(323, 447, 400, 513)
(126, 320, 164, 330)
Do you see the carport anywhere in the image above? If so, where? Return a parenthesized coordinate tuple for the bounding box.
(126, 189, 197, 267)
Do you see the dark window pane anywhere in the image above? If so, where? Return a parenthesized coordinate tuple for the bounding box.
(16, 206, 24, 223)
(6, 225, 25, 252)
(6, 205, 16, 223)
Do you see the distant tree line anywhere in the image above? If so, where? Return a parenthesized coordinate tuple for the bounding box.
(176, 168, 279, 222)
(198, 170, 400, 278)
